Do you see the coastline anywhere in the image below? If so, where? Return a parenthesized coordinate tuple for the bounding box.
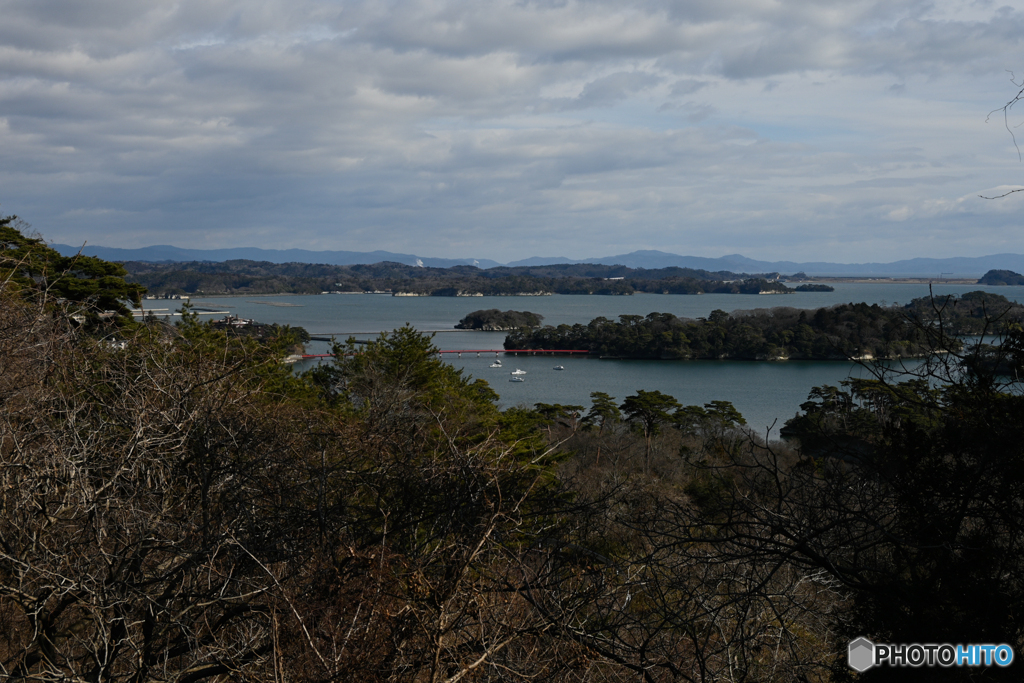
(795, 277, 978, 285)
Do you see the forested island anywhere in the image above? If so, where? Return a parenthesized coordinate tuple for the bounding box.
(123, 259, 797, 297)
(978, 268, 1024, 285)
(505, 291, 1023, 360)
(455, 308, 543, 330)
(4, 214, 1024, 681)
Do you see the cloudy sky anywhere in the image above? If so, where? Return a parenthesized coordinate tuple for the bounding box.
(2, 0, 1024, 263)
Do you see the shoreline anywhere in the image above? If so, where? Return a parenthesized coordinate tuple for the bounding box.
(794, 277, 978, 284)
(146, 281, 980, 302)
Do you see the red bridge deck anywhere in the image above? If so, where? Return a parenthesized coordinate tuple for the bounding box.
(437, 349, 590, 356)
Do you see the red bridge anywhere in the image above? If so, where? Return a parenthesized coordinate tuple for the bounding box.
(437, 349, 591, 356)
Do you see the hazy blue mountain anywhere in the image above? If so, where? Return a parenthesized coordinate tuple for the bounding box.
(52, 244, 503, 269)
(563, 250, 1024, 277)
(584, 251, 766, 271)
(504, 256, 579, 267)
(52, 243, 1024, 277)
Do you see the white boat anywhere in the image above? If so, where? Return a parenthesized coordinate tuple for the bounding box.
(489, 362, 503, 367)
(553, 365, 565, 371)
(510, 369, 527, 375)
(509, 376, 525, 382)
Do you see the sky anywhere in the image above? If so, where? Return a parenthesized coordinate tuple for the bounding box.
(2, 0, 1024, 264)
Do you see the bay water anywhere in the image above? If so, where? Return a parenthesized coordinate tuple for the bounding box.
(172, 282, 1024, 437)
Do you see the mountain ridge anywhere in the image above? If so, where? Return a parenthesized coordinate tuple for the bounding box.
(52, 244, 1024, 277)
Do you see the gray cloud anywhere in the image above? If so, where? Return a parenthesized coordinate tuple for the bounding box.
(0, 0, 1023, 262)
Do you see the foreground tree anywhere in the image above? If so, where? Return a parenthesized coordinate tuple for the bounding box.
(584, 391, 622, 432)
(680, 334, 1024, 680)
(621, 389, 682, 467)
(0, 293, 599, 682)
(0, 288, 322, 680)
(0, 214, 145, 326)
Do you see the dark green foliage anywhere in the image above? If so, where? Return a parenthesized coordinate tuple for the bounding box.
(316, 325, 498, 422)
(506, 295, 1023, 361)
(0, 215, 145, 326)
(533, 402, 585, 434)
(704, 325, 1023, 679)
(978, 268, 1024, 285)
(779, 378, 942, 460)
(628, 276, 793, 295)
(683, 471, 733, 515)
(674, 400, 749, 462)
(795, 283, 835, 292)
(675, 400, 747, 434)
(620, 390, 682, 436)
(455, 308, 543, 330)
(207, 314, 311, 352)
(173, 304, 320, 403)
(584, 391, 622, 431)
(903, 289, 1024, 334)
(121, 258, 802, 297)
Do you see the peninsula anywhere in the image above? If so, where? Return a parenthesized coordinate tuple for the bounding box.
(124, 260, 798, 297)
(504, 291, 1022, 361)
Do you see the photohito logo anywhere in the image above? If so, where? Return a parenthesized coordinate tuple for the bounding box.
(848, 638, 1014, 671)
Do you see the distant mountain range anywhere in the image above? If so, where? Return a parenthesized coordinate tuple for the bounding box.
(504, 250, 1024, 276)
(51, 244, 504, 269)
(52, 244, 1024, 277)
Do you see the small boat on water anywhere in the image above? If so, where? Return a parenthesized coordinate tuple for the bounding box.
(489, 362, 503, 367)
(509, 376, 525, 382)
(510, 369, 527, 375)
(553, 365, 565, 371)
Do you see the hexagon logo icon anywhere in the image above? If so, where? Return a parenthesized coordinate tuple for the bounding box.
(848, 637, 875, 672)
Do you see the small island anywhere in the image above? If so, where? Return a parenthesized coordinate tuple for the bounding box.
(978, 269, 1024, 286)
(794, 283, 835, 292)
(456, 309, 543, 330)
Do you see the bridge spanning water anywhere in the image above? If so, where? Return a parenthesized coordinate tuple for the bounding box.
(308, 330, 515, 341)
(300, 348, 590, 359)
(192, 283, 1024, 431)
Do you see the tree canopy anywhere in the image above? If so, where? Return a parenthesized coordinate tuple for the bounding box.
(455, 308, 543, 330)
(1, 214, 145, 326)
(978, 268, 1024, 285)
(507, 294, 1024, 361)
(3, 222, 1024, 680)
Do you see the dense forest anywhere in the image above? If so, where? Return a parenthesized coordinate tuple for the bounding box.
(505, 291, 1024, 360)
(455, 308, 543, 330)
(121, 258, 795, 297)
(978, 268, 1024, 285)
(3, 216, 1024, 681)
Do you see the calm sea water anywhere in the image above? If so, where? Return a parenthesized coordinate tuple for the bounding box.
(169, 282, 1024, 436)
